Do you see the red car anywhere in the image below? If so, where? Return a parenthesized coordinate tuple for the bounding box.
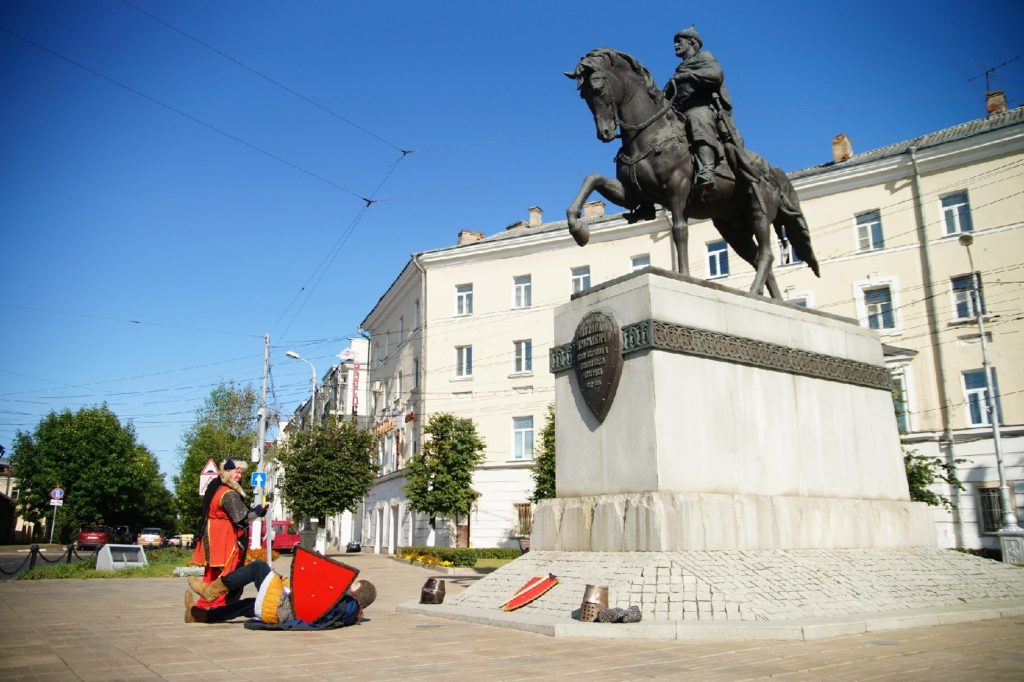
(271, 520, 302, 552)
(76, 525, 115, 551)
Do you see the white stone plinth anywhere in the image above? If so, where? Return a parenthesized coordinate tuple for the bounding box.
(535, 269, 934, 551)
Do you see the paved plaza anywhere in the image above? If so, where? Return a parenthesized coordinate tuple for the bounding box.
(0, 551, 1022, 681)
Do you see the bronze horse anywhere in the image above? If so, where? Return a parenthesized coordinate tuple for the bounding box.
(565, 48, 819, 298)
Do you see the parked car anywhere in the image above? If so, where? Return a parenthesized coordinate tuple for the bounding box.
(136, 527, 166, 548)
(167, 533, 194, 548)
(113, 526, 132, 544)
(76, 525, 115, 551)
(271, 520, 302, 553)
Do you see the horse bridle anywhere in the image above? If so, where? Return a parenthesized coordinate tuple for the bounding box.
(595, 69, 672, 135)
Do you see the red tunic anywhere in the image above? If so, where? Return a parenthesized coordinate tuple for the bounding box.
(191, 485, 245, 608)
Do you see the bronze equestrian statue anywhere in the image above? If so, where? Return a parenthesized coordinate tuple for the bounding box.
(564, 44, 819, 299)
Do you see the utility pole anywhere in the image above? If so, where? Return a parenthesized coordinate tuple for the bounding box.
(252, 334, 272, 562)
(959, 234, 1024, 565)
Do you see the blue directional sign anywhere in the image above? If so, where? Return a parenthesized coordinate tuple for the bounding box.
(250, 471, 267, 488)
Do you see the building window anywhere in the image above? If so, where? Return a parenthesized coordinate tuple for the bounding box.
(631, 254, 651, 271)
(706, 240, 729, 277)
(412, 357, 420, 389)
(514, 502, 533, 537)
(513, 275, 532, 309)
(414, 299, 421, 329)
(571, 266, 591, 294)
(856, 210, 884, 251)
(963, 369, 1002, 427)
(864, 286, 895, 330)
(892, 372, 910, 434)
(455, 284, 473, 316)
(513, 416, 534, 460)
(785, 289, 812, 308)
(977, 486, 1004, 533)
(777, 227, 803, 265)
(399, 316, 405, 341)
(952, 273, 984, 320)
(513, 339, 532, 374)
(941, 192, 973, 235)
(455, 345, 473, 378)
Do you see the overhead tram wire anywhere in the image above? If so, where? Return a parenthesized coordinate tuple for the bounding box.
(274, 152, 409, 340)
(118, 0, 411, 157)
(0, 25, 373, 206)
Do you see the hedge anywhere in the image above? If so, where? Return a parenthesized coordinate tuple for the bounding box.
(396, 546, 521, 567)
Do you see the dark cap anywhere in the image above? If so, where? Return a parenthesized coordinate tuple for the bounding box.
(223, 459, 237, 470)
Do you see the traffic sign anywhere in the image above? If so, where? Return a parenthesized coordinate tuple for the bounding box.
(49, 499, 64, 507)
(251, 471, 267, 488)
(198, 459, 220, 497)
(50, 487, 65, 500)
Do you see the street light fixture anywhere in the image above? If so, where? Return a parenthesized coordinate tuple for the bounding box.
(286, 351, 318, 427)
(958, 234, 1023, 548)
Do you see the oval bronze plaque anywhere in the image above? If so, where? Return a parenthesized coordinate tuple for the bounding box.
(572, 311, 623, 423)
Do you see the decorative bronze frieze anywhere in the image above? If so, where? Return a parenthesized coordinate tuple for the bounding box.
(551, 319, 891, 391)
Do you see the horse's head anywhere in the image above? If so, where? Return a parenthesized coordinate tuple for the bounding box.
(565, 50, 623, 143)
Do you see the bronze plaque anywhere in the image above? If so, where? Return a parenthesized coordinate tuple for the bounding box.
(572, 311, 623, 423)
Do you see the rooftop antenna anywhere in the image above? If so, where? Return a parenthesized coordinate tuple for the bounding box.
(968, 56, 1019, 115)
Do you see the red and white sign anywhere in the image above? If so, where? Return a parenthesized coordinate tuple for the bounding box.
(350, 361, 360, 415)
(198, 459, 219, 497)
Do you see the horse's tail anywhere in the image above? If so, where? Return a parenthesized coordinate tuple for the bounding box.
(771, 166, 820, 277)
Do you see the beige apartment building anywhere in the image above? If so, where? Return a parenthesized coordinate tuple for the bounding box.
(359, 106, 1024, 553)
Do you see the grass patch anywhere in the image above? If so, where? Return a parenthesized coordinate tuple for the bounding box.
(473, 557, 517, 570)
(16, 547, 195, 580)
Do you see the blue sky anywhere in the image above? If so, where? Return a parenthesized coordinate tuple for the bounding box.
(2, 0, 1022, 484)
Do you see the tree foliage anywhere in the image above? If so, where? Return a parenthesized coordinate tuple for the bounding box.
(10, 406, 174, 543)
(531, 404, 557, 502)
(904, 450, 966, 511)
(278, 419, 377, 520)
(174, 384, 257, 534)
(405, 413, 486, 522)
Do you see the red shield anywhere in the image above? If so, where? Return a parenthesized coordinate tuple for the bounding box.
(289, 546, 359, 623)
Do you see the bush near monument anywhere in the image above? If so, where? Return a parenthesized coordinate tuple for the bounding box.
(530, 404, 557, 502)
(396, 546, 520, 568)
(904, 450, 966, 511)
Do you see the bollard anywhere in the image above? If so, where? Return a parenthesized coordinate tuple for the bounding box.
(28, 544, 39, 570)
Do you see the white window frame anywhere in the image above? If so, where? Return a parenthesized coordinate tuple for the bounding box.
(706, 240, 729, 278)
(512, 415, 534, 460)
(513, 275, 532, 309)
(951, 272, 984, 321)
(777, 227, 803, 266)
(455, 345, 473, 378)
(571, 266, 591, 294)
(783, 288, 814, 309)
(455, 284, 473, 316)
(962, 369, 1002, 427)
(631, 254, 651, 271)
(853, 276, 900, 333)
(890, 367, 914, 434)
(855, 210, 884, 252)
(941, 191, 973, 236)
(513, 339, 533, 374)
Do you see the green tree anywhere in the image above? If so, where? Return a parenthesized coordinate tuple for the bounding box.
(904, 449, 966, 511)
(404, 413, 486, 530)
(530, 404, 557, 502)
(174, 384, 257, 534)
(278, 419, 377, 519)
(10, 406, 174, 543)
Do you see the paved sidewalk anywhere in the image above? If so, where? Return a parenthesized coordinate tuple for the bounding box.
(0, 552, 1021, 681)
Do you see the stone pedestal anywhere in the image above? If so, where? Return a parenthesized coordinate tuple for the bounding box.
(534, 268, 934, 551)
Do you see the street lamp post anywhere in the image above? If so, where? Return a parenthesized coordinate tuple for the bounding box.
(286, 351, 318, 428)
(959, 234, 1023, 564)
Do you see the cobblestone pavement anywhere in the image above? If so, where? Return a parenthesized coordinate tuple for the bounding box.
(0, 552, 1022, 681)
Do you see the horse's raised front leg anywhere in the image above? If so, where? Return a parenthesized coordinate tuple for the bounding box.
(567, 173, 628, 247)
